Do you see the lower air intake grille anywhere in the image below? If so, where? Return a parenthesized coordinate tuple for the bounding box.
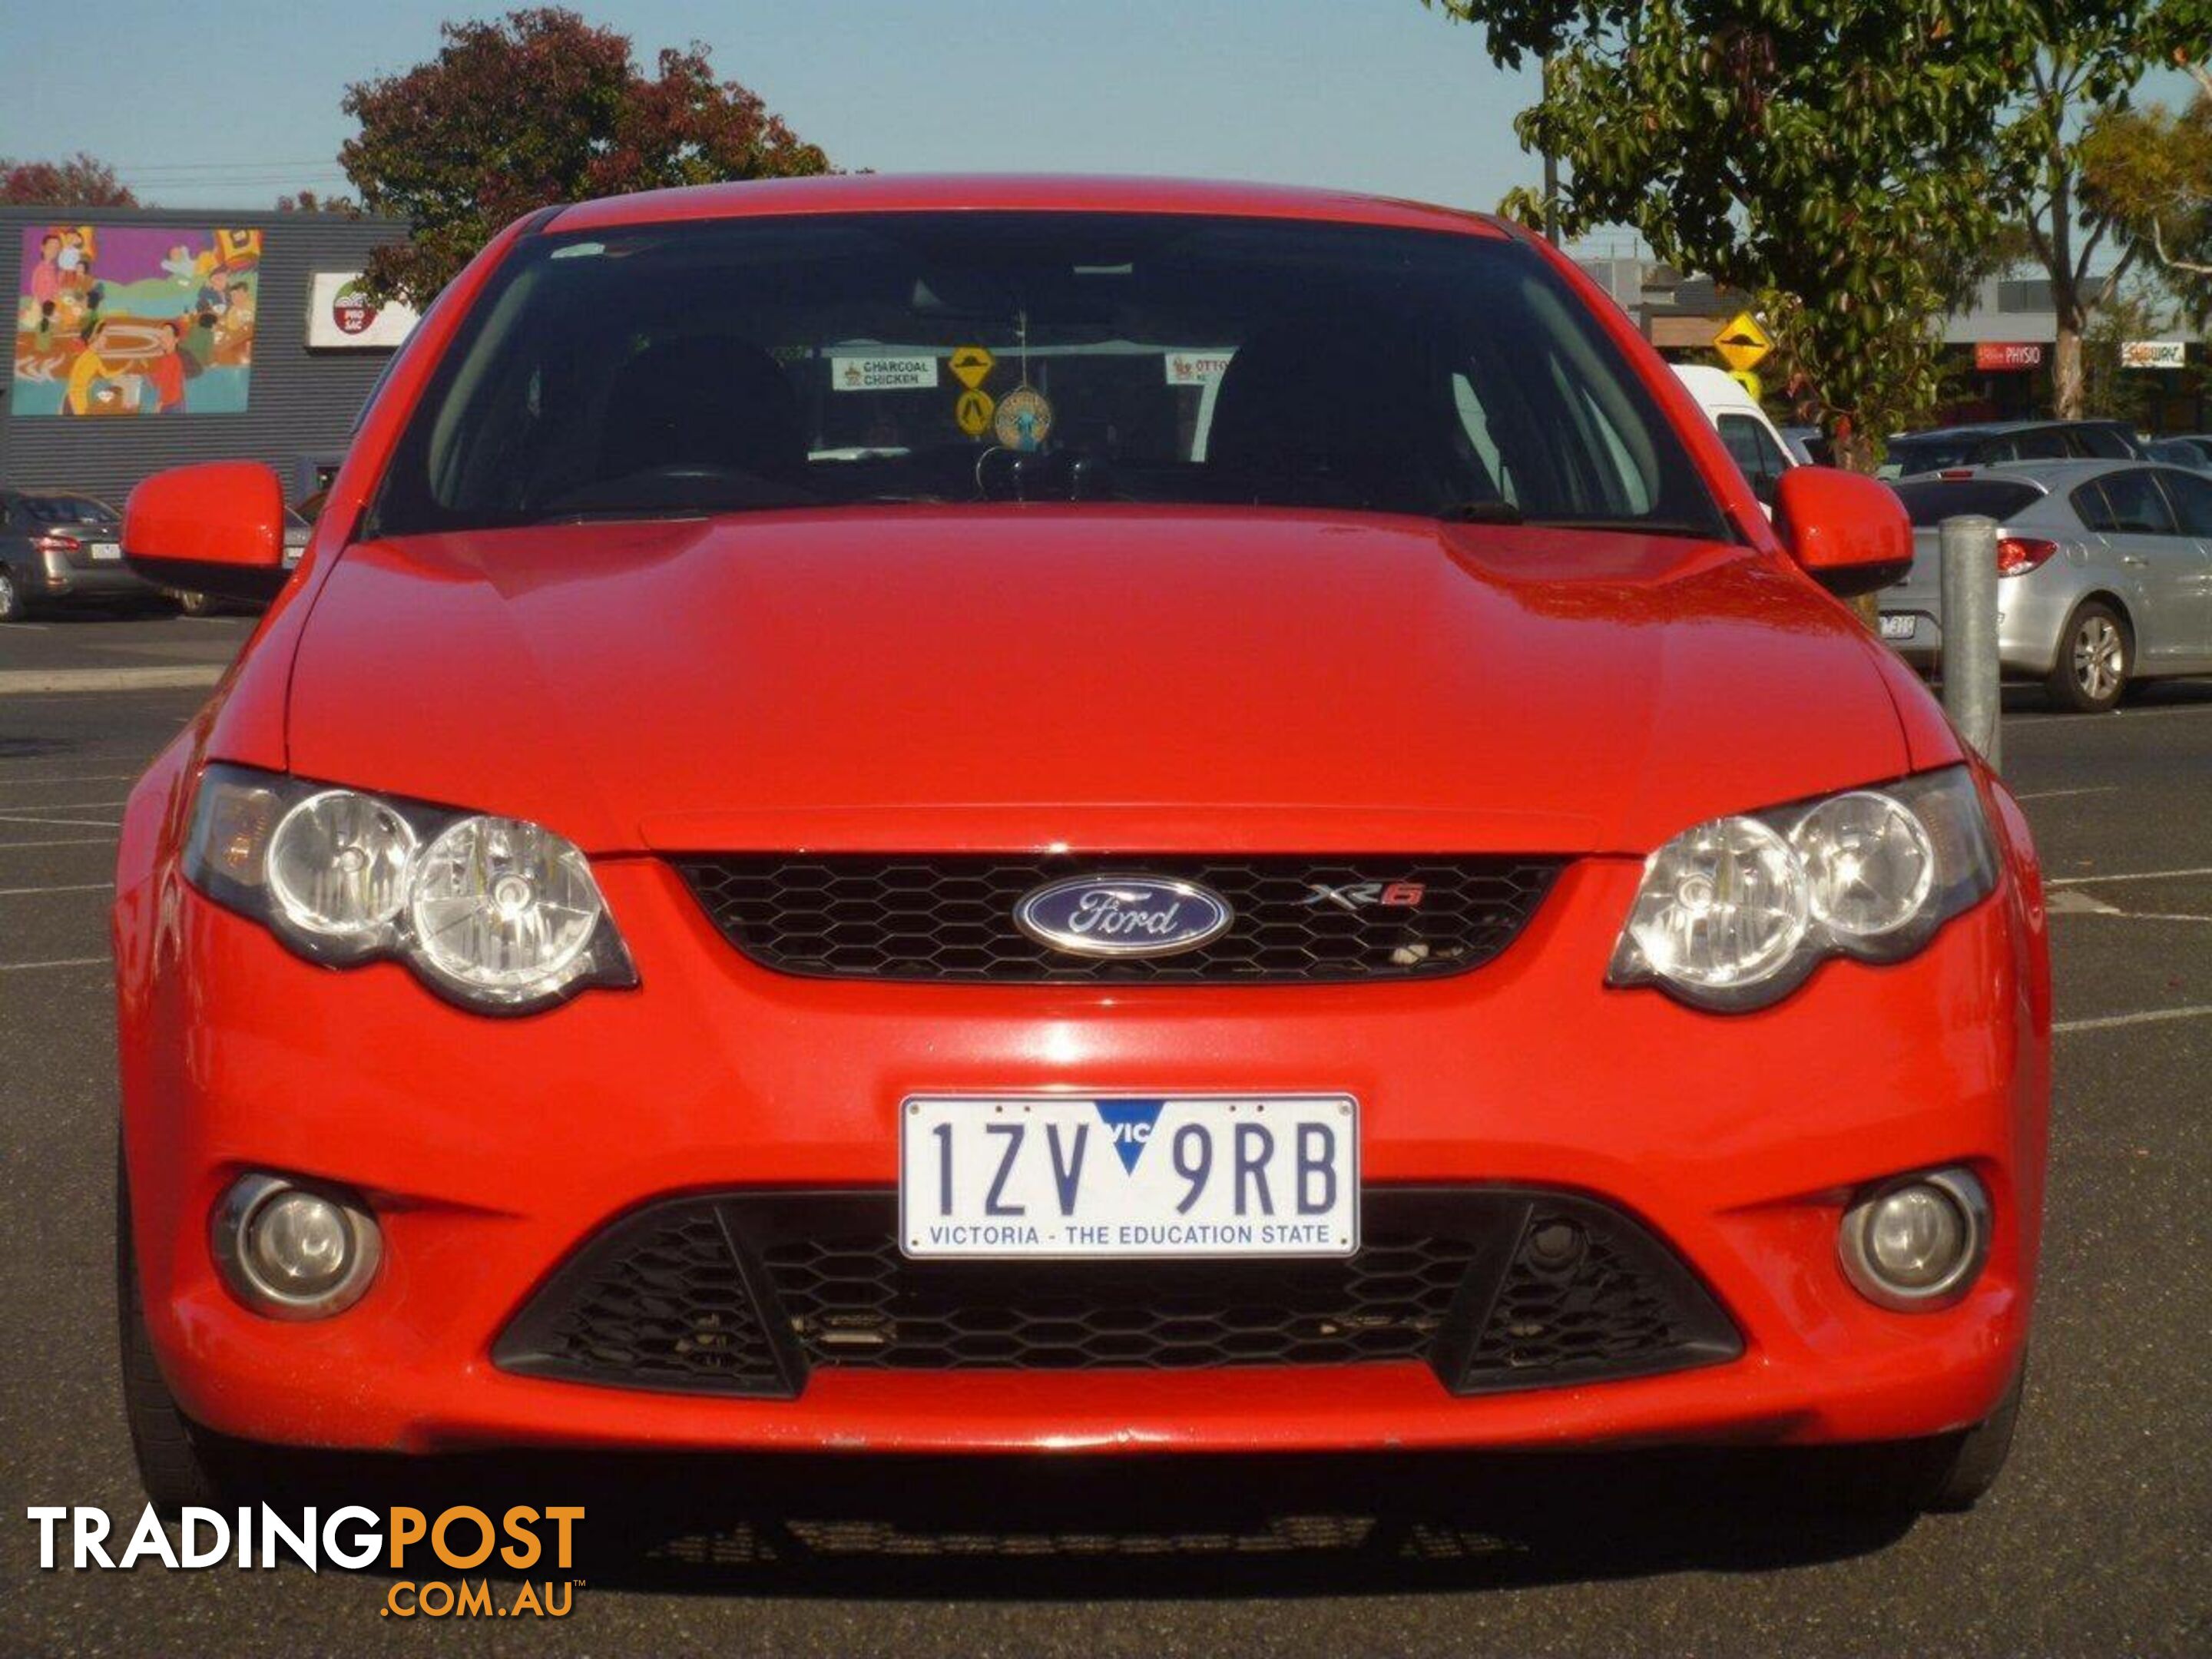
(494, 1190, 1738, 1399)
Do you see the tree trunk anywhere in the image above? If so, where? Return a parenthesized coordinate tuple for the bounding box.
(2051, 323, 2085, 420)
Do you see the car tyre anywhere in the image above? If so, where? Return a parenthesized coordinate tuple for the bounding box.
(117, 1145, 254, 1516)
(0, 564, 25, 621)
(2045, 601, 2129, 713)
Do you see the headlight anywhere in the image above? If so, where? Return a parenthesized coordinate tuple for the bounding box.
(1608, 766, 1998, 1012)
(184, 763, 635, 1014)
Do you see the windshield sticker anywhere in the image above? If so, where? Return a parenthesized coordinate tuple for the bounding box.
(1165, 349, 1233, 387)
(993, 385, 1053, 451)
(831, 354, 939, 392)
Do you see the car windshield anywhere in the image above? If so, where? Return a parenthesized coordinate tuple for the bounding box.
(369, 212, 1727, 540)
(1877, 437, 1972, 478)
(1887, 478, 2045, 527)
(22, 495, 116, 526)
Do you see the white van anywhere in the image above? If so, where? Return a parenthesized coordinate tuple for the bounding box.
(1671, 363, 1801, 514)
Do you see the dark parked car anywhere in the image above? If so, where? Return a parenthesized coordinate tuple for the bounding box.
(1879, 420, 2145, 481)
(0, 489, 165, 621)
(2146, 435, 2212, 472)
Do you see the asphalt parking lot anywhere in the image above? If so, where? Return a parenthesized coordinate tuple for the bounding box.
(1, 613, 2207, 1657)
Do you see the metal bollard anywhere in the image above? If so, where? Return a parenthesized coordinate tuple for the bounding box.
(1939, 515, 2002, 770)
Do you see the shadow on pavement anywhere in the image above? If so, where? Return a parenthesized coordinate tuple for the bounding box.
(253, 1445, 1918, 1599)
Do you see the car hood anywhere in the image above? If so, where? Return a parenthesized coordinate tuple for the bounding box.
(284, 508, 1917, 855)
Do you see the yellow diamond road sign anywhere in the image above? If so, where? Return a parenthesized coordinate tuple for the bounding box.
(1714, 311, 1773, 373)
(955, 387, 995, 436)
(1727, 369, 1763, 403)
(949, 346, 995, 390)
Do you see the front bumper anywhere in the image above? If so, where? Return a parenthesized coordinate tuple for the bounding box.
(117, 848, 2048, 1456)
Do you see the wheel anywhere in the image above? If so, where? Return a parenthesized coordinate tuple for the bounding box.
(2045, 601, 2129, 713)
(0, 562, 25, 621)
(172, 590, 216, 617)
(117, 1145, 253, 1515)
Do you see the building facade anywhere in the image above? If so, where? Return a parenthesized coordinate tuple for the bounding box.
(1576, 251, 2204, 432)
(2, 205, 411, 511)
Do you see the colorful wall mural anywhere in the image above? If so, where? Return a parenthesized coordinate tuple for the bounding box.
(12, 225, 262, 416)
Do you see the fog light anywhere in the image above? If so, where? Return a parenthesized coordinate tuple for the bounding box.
(1837, 1167, 1988, 1311)
(212, 1174, 381, 1319)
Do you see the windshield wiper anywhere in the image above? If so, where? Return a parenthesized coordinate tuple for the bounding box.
(1516, 515, 1721, 539)
(1437, 500, 1522, 524)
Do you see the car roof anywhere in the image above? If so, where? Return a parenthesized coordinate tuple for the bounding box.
(1892, 419, 2123, 442)
(1953, 458, 2167, 486)
(1669, 363, 1761, 406)
(548, 173, 1514, 239)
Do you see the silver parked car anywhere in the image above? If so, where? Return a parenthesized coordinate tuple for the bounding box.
(1880, 459, 2212, 712)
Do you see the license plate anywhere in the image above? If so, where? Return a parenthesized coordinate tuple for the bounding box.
(899, 1094, 1359, 1260)
(89, 541, 122, 562)
(1879, 613, 1916, 641)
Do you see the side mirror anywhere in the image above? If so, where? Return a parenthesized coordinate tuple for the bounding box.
(1773, 466, 1912, 599)
(123, 462, 290, 604)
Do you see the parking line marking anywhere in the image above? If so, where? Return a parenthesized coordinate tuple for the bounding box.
(0, 882, 108, 897)
(2016, 702, 2212, 724)
(0, 773, 143, 785)
(0, 799, 128, 810)
(0, 955, 108, 974)
(0, 836, 117, 849)
(0, 665, 223, 694)
(0, 813, 121, 830)
(2047, 866, 2212, 886)
(2015, 786, 2118, 802)
(2055, 1004, 2212, 1035)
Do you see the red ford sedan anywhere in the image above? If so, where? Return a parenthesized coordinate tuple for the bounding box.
(114, 176, 2048, 1516)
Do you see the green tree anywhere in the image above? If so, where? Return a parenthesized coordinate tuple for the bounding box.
(1, 154, 136, 207)
(274, 190, 360, 214)
(2000, 10, 2210, 419)
(339, 8, 831, 305)
(2079, 58, 2212, 313)
(2078, 277, 2171, 417)
(1421, 2, 2137, 465)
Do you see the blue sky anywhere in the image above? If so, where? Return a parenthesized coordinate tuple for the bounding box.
(0, 2, 1545, 218)
(0, 0, 2194, 260)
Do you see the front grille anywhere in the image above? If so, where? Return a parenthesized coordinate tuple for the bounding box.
(670, 856, 1565, 983)
(495, 1190, 1739, 1398)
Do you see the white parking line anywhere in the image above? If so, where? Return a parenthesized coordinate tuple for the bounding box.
(2015, 786, 2118, 802)
(0, 666, 223, 694)
(0, 836, 117, 849)
(2055, 1004, 2212, 1035)
(0, 799, 128, 810)
(0, 882, 108, 897)
(0, 813, 121, 830)
(2017, 702, 2212, 724)
(0, 955, 108, 974)
(0, 773, 143, 785)
(2048, 866, 2212, 886)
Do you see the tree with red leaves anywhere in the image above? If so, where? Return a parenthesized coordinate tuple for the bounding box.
(339, 8, 831, 304)
(2, 153, 137, 207)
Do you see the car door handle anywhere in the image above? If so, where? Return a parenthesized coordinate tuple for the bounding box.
(2121, 555, 2149, 567)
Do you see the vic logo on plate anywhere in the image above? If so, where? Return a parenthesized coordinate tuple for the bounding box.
(1013, 875, 1234, 959)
